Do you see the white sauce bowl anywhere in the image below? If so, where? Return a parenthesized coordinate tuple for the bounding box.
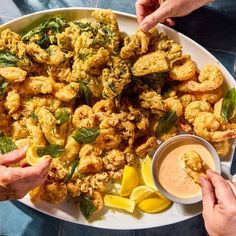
(152, 134, 221, 204)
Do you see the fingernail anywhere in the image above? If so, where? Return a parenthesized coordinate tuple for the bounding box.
(140, 22, 149, 32)
(46, 157, 52, 164)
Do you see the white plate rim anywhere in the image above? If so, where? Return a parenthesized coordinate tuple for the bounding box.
(1, 7, 235, 230)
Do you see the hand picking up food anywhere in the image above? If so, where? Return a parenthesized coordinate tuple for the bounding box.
(0, 9, 236, 220)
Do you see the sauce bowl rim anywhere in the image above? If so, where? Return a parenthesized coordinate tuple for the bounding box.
(152, 134, 221, 204)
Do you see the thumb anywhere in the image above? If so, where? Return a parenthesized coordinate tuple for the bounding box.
(140, 3, 171, 31)
(200, 176, 215, 213)
(0, 146, 28, 166)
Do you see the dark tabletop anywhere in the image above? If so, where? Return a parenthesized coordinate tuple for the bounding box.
(0, 0, 235, 235)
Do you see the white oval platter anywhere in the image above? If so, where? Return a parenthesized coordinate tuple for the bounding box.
(1, 7, 235, 230)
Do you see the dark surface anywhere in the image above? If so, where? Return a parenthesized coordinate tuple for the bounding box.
(0, 0, 235, 235)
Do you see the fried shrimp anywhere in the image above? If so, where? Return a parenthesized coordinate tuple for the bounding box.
(184, 65, 224, 92)
(185, 101, 212, 123)
(193, 87, 223, 104)
(4, 90, 20, 114)
(179, 94, 196, 108)
(211, 140, 231, 157)
(170, 56, 197, 81)
(193, 112, 236, 142)
(164, 97, 183, 117)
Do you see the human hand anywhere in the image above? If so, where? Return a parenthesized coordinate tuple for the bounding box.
(0, 146, 51, 200)
(200, 169, 236, 236)
(135, 0, 213, 31)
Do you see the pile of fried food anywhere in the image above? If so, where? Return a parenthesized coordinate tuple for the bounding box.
(0, 9, 236, 219)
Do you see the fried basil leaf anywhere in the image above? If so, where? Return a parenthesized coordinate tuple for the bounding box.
(221, 88, 236, 121)
(37, 144, 65, 158)
(0, 50, 18, 67)
(155, 111, 177, 138)
(73, 127, 100, 144)
(30, 111, 38, 121)
(135, 72, 169, 92)
(0, 133, 17, 154)
(22, 18, 67, 46)
(79, 81, 93, 106)
(37, 34, 51, 48)
(101, 26, 112, 38)
(78, 194, 97, 219)
(55, 109, 71, 125)
(64, 159, 79, 183)
(79, 53, 90, 61)
(75, 22, 91, 31)
(0, 77, 8, 96)
(225, 88, 236, 105)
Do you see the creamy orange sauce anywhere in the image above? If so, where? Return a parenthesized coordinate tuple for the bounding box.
(157, 142, 215, 198)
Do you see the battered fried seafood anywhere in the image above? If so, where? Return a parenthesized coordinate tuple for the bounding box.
(181, 151, 207, 184)
(0, 9, 235, 219)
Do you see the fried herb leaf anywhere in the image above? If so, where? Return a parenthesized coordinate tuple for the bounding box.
(135, 72, 169, 91)
(79, 53, 90, 61)
(55, 109, 70, 125)
(78, 194, 97, 219)
(37, 34, 51, 48)
(22, 18, 67, 44)
(101, 26, 112, 37)
(30, 112, 38, 121)
(0, 50, 18, 67)
(37, 144, 65, 158)
(73, 127, 100, 144)
(0, 133, 17, 154)
(221, 88, 236, 121)
(79, 81, 93, 106)
(155, 111, 177, 138)
(225, 88, 236, 105)
(108, 82, 117, 93)
(64, 159, 79, 183)
(75, 22, 91, 31)
(0, 77, 8, 97)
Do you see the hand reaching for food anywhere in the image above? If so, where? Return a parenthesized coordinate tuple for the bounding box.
(135, 0, 214, 31)
(200, 170, 236, 236)
(0, 146, 51, 200)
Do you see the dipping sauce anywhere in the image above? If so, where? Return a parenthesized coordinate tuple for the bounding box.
(157, 142, 215, 198)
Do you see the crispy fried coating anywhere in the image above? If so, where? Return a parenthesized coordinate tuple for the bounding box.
(132, 51, 169, 76)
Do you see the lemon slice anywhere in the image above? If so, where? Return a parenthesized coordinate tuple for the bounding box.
(137, 192, 172, 213)
(104, 194, 135, 213)
(25, 146, 49, 166)
(120, 165, 139, 197)
(130, 185, 155, 204)
(141, 155, 157, 190)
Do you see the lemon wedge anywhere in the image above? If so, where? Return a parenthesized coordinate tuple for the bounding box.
(120, 165, 139, 197)
(140, 155, 157, 190)
(104, 194, 135, 213)
(130, 185, 155, 204)
(25, 146, 49, 166)
(137, 192, 172, 213)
